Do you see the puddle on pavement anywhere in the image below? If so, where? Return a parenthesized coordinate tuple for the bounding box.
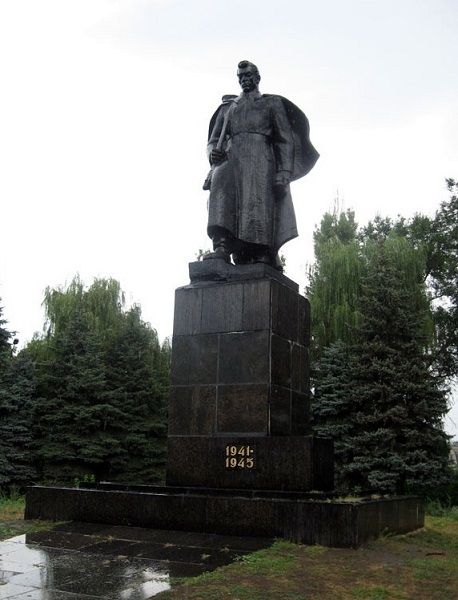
(0, 525, 273, 599)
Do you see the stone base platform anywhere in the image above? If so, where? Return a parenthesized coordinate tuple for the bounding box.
(25, 484, 424, 548)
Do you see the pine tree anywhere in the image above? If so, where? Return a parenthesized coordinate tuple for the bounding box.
(343, 242, 450, 495)
(33, 308, 110, 483)
(313, 341, 353, 491)
(0, 303, 36, 491)
(29, 277, 169, 485)
(103, 306, 168, 482)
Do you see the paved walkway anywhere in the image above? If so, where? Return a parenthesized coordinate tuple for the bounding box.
(0, 522, 273, 599)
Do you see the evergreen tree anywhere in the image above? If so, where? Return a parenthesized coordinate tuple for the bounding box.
(29, 277, 169, 485)
(33, 308, 110, 483)
(359, 180, 458, 379)
(103, 306, 168, 482)
(0, 302, 36, 491)
(342, 242, 450, 495)
(429, 179, 458, 378)
(313, 341, 353, 490)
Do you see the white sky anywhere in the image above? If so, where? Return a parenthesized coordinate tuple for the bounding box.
(0, 0, 457, 436)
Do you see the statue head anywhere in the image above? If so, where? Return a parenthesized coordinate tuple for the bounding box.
(237, 60, 261, 93)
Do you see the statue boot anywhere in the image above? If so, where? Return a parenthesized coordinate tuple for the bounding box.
(203, 232, 232, 264)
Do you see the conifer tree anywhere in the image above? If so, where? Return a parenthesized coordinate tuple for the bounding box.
(313, 341, 353, 490)
(33, 308, 110, 483)
(0, 302, 36, 490)
(103, 306, 168, 482)
(343, 242, 450, 495)
(29, 277, 170, 484)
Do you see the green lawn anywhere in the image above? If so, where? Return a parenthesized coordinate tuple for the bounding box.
(160, 513, 458, 600)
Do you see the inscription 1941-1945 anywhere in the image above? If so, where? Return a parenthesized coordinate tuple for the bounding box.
(225, 445, 255, 469)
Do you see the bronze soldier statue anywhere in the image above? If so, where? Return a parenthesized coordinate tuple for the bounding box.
(203, 60, 319, 270)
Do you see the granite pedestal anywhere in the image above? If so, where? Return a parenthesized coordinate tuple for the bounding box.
(25, 261, 424, 547)
(167, 261, 333, 492)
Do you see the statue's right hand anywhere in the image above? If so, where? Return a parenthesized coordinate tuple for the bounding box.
(211, 148, 226, 165)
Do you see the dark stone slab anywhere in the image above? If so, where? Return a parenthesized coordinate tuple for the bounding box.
(241, 279, 271, 331)
(166, 436, 333, 491)
(200, 283, 244, 333)
(168, 386, 216, 435)
(271, 280, 298, 341)
(25, 486, 424, 548)
(218, 331, 270, 384)
(173, 287, 203, 336)
(269, 385, 291, 435)
(217, 384, 269, 433)
(170, 334, 218, 385)
(291, 391, 310, 435)
(271, 334, 291, 387)
(188, 259, 298, 292)
(298, 294, 311, 347)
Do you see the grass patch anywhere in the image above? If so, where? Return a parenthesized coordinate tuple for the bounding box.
(160, 513, 458, 599)
(236, 539, 299, 576)
(0, 491, 54, 540)
(0, 490, 26, 520)
(352, 585, 406, 599)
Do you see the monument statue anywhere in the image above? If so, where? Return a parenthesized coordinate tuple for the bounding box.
(203, 60, 319, 270)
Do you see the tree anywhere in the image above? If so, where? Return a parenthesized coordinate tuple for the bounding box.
(313, 341, 354, 490)
(0, 302, 36, 491)
(29, 277, 170, 485)
(32, 307, 109, 482)
(428, 179, 458, 378)
(307, 209, 362, 361)
(103, 305, 168, 482)
(316, 241, 450, 495)
(358, 180, 458, 379)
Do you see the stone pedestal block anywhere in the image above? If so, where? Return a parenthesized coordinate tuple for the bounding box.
(166, 436, 334, 491)
(166, 265, 328, 491)
(168, 270, 311, 438)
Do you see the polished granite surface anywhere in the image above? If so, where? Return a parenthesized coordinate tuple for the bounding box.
(0, 523, 273, 599)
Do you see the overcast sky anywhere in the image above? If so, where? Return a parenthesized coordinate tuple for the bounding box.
(0, 0, 457, 435)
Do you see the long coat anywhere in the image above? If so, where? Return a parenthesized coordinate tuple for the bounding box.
(206, 91, 319, 251)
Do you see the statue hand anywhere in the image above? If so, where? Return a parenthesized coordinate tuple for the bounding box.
(274, 171, 291, 199)
(274, 171, 291, 186)
(211, 148, 226, 165)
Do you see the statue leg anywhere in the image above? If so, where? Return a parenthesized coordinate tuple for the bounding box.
(204, 226, 233, 264)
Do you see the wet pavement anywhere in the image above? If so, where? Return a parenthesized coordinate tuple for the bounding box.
(0, 522, 273, 599)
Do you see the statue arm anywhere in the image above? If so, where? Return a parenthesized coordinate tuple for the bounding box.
(207, 108, 225, 164)
(271, 98, 294, 180)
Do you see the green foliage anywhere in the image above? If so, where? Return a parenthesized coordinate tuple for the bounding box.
(344, 243, 450, 494)
(28, 277, 169, 485)
(359, 180, 458, 378)
(311, 216, 451, 495)
(313, 341, 353, 490)
(307, 210, 362, 359)
(0, 302, 36, 492)
(426, 499, 458, 520)
(428, 179, 458, 378)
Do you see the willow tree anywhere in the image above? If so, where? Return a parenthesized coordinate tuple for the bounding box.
(307, 209, 362, 362)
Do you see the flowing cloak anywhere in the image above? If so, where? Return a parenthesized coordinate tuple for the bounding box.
(206, 92, 319, 251)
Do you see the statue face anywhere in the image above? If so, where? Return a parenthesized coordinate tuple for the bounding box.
(237, 66, 259, 93)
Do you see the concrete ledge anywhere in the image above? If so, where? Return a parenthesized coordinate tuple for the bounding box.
(25, 485, 424, 548)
